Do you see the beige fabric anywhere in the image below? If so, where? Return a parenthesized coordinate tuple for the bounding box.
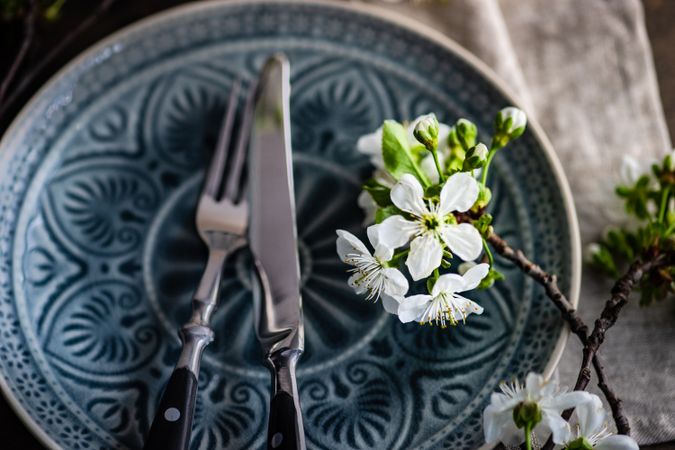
(359, 0, 674, 444)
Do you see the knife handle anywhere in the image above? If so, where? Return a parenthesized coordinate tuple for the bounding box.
(267, 350, 305, 450)
(144, 367, 198, 450)
(144, 324, 213, 450)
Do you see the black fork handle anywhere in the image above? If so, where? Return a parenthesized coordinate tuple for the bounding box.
(144, 367, 199, 450)
(144, 324, 213, 450)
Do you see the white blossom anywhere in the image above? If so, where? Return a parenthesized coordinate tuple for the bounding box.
(398, 263, 488, 327)
(370, 173, 483, 280)
(483, 372, 593, 446)
(336, 230, 408, 313)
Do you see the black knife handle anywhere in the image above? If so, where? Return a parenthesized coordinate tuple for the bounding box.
(268, 391, 300, 450)
(144, 367, 198, 450)
(266, 350, 305, 450)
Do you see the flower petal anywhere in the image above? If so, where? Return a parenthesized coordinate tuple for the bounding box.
(524, 372, 547, 398)
(381, 267, 409, 297)
(368, 224, 394, 261)
(595, 435, 639, 450)
(356, 127, 384, 168)
(336, 229, 371, 262)
(439, 172, 479, 215)
(450, 294, 484, 321)
(458, 263, 490, 292)
(406, 234, 443, 281)
(544, 391, 595, 413)
(398, 294, 431, 323)
(483, 403, 522, 446)
(574, 393, 605, 437)
(431, 273, 466, 296)
(347, 273, 367, 295)
(358, 190, 377, 226)
(390, 174, 429, 217)
(441, 223, 483, 261)
(374, 215, 419, 251)
(540, 409, 572, 444)
(381, 294, 401, 315)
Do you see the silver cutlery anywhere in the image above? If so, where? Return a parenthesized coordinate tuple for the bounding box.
(144, 78, 255, 450)
(249, 55, 306, 450)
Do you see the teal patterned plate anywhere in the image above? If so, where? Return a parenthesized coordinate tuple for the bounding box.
(0, 1, 580, 449)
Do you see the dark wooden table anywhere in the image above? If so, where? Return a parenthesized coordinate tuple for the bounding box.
(0, 1, 674, 448)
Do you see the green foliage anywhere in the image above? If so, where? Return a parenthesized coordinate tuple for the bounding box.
(381, 120, 430, 186)
(478, 267, 504, 289)
(362, 108, 528, 302)
(374, 205, 403, 224)
(590, 152, 675, 304)
(362, 179, 392, 207)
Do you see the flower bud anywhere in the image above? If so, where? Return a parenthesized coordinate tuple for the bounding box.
(473, 184, 492, 210)
(462, 142, 488, 171)
(495, 107, 527, 140)
(456, 118, 477, 150)
(413, 114, 439, 151)
(512, 401, 542, 429)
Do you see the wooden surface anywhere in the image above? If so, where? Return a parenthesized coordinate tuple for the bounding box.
(0, 1, 673, 448)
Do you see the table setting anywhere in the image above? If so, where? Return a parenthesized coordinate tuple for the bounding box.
(0, 1, 673, 449)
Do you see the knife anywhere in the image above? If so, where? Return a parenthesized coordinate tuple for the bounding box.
(248, 55, 306, 450)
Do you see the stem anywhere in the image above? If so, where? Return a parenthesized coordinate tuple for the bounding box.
(658, 186, 670, 223)
(482, 238, 494, 266)
(524, 423, 532, 450)
(480, 141, 501, 186)
(431, 149, 445, 182)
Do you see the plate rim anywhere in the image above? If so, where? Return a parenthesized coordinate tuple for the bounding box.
(0, 1, 581, 448)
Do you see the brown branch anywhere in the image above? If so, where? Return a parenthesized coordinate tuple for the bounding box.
(486, 232, 631, 436)
(0, 0, 117, 125)
(572, 255, 666, 393)
(0, 0, 38, 109)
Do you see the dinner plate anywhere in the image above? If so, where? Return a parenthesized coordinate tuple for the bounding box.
(0, 1, 580, 449)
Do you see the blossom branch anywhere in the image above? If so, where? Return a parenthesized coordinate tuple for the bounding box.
(485, 230, 632, 437)
(572, 254, 667, 392)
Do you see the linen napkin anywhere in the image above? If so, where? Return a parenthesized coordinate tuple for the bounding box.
(360, 0, 675, 444)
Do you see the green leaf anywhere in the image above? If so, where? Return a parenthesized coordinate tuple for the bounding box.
(375, 205, 403, 224)
(362, 179, 392, 207)
(382, 120, 430, 186)
(588, 244, 618, 278)
(478, 268, 505, 289)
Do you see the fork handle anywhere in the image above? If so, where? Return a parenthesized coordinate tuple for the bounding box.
(144, 367, 198, 450)
(144, 324, 213, 450)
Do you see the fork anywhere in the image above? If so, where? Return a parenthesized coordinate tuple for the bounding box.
(144, 79, 254, 450)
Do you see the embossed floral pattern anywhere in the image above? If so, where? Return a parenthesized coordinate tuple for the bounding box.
(0, 3, 573, 450)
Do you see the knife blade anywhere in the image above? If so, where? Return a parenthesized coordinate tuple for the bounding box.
(248, 54, 305, 450)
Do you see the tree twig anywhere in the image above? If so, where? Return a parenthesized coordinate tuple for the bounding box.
(0, 0, 38, 109)
(486, 231, 632, 437)
(572, 254, 666, 393)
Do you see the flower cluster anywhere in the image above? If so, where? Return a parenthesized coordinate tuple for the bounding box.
(484, 372, 638, 450)
(589, 150, 675, 304)
(336, 108, 527, 327)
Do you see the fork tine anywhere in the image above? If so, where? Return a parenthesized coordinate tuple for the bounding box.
(202, 79, 241, 198)
(222, 80, 257, 202)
